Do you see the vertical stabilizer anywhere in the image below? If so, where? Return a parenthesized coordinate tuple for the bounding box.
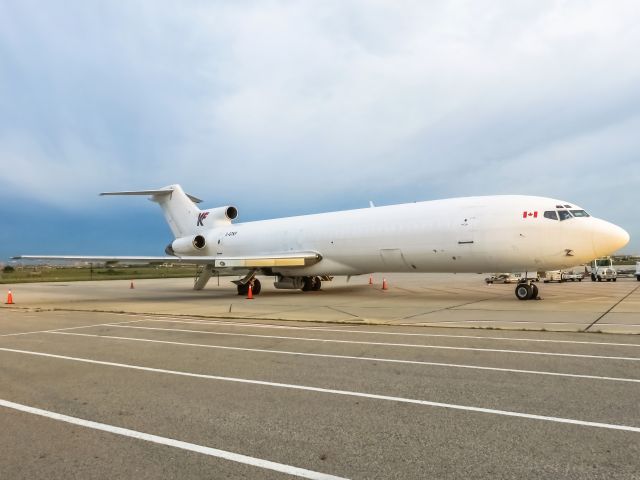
(152, 185, 202, 237)
(100, 184, 203, 237)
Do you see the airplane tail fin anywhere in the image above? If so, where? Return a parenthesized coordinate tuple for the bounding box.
(100, 184, 202, 237)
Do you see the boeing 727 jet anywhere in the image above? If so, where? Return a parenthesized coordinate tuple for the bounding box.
(15, 184, 629, 300)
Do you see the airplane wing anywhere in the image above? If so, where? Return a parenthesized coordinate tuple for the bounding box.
(12, 252, 322, 269)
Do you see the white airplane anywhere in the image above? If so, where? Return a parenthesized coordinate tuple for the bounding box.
(15, 184, 629, 300)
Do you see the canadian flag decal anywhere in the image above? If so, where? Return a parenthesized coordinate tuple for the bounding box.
(522, 211, 538, 218)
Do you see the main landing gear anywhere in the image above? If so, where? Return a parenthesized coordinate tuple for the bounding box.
(236, 275, 329, 295)
(237, 278, 261, 296)
(515, 282, 539, 301)
(302, 276, 322, 291)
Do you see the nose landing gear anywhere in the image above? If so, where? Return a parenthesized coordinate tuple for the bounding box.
(515, 282, 539, 300)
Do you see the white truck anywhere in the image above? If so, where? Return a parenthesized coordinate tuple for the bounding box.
(542, 270, 584, 283)
(590, 257, 617, 282)
(562, 271, 584, 282)
(542, 270, 564, 283)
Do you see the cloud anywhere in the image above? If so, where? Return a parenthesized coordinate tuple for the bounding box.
(0, 0, 639, 248)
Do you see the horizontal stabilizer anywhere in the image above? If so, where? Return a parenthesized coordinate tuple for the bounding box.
(100, 189, 203, 204)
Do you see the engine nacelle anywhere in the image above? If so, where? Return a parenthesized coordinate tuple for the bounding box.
(200, 206, 238, 225)
(166, 234, 207, 256)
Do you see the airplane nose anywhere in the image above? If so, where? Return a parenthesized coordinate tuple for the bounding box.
(592, 221, 630, 257)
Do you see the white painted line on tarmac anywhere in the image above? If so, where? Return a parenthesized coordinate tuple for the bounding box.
(145, 317, 350, 332)
(103, 325, 640, 362)
(0, 319, 145, 338)
(51, 332, 640, 384)
(136, 318, 640, 348)
(1, 347, 639, 433)
(0, 399, 345, 480)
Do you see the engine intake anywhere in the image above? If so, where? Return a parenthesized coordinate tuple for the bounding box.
(198, 206, 238, 225)
(168, 234, 207, 256)
(225, 206, 238, 220)
(193, 234, 206, 249)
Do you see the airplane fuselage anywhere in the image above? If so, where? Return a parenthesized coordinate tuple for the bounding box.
(192, 195, 627, 277)
(16, 187, 629, 300)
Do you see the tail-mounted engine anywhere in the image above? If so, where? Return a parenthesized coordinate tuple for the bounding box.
(165, 205, 238, 256)
(198, 206, 238, 227)
(165, 234, 207, 256)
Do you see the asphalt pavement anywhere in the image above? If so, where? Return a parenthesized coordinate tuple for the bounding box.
(1, 309, 639, 479)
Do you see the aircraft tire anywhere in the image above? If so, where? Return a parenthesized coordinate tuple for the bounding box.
(302, 277, 314, 291)
(530, 284, 539, 300)
(252, 278, 262, 295)
(312, 277, 322, 291)
(237, 283, 249, 295)
(515, 283, 532, 301)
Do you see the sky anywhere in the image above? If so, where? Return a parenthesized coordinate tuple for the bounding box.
(1, 0, 639, 261)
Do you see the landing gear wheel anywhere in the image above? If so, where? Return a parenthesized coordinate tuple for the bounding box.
(302, 277, 314, 291)
(530, 284, 539, 300)
(515, 283, 533, 301)
(251, 278, 262, 295)
(311, 276, 322, 291)
(237, 283, 249, 296)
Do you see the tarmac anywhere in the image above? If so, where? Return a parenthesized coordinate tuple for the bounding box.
(2, 273, 640, 333)
(1, 274, 640, 478)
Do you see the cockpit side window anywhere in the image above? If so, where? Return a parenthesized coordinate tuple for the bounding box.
(544, 211, 558, 220)
(570, 210, 590, 217)
(558, 210, 573, 221)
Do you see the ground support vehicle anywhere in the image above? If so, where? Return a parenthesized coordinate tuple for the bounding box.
(562, 272, 583, 282)
(590, 257, 617, 282)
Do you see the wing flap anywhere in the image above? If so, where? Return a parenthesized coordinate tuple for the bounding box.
(13, 252, 322, 268)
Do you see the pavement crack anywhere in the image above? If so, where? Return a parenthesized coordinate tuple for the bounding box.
(400, 298, 495, 320)
(584, 284, 640, 332)
(326, 306, 362, 319)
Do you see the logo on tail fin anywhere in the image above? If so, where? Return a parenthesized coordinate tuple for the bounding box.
(197, 212, 209, 226)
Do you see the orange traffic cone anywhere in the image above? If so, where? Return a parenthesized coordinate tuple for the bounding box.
(382, 278, 388, 290)
(130, 281, 135, 289)
(247, 284, 253, 300)
(6, 290, 14, 304)
(369, 275, 373, 285)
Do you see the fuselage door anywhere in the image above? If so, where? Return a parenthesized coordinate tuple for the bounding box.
(458, 209, 477, 246)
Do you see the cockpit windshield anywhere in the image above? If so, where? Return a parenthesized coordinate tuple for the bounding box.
(543, 208, 590, 221)
(570, 210, 590, 217)
(557, 210, 573, 221)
